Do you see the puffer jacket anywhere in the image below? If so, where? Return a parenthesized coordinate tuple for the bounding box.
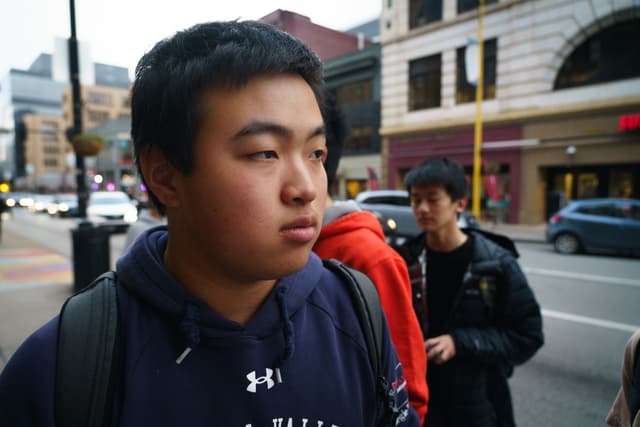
(398, 229, 544, 427)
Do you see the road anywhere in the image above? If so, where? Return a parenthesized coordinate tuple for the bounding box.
(511, 241, 640, 427)
(3, 209, 640, 426)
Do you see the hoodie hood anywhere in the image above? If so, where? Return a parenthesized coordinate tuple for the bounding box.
(322, 199, 361, 225)
(318, 204, 386, 244)
(116, 226, 323, 346)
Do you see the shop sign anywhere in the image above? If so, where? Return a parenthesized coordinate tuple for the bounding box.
(619, 114, 640, 131)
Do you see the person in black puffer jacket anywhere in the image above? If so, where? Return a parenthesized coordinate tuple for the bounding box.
(397, 158, 544, 427)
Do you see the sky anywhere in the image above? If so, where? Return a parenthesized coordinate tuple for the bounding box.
(0, 0, 381, 80)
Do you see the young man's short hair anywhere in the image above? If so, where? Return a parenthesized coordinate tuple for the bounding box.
(404, 157, 469, 201)
(131, 21, 324, 212)
(322, 91, 349, 192)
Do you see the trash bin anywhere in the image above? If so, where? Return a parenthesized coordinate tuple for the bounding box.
(71, 221, 111, 292)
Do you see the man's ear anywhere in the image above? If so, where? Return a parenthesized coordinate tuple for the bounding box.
(456, 196, 469, 212)
(139, 146, 180, 208)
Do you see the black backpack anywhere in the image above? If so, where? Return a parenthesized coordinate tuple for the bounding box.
(55, 259, 397, 426)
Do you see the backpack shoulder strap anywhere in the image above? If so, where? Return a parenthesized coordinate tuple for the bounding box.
(55, 271, 119, 427)
(322, 259, 384, 383)
(323, 259, 400, 425)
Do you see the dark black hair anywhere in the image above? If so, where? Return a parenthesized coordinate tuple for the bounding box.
(131, 21, 324, 212)
(322, 91, 349, 192)
(404, 157, 469, 201)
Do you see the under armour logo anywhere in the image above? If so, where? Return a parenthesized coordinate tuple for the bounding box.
(246, 369, 275, 393)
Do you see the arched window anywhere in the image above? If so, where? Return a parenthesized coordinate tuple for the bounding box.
(554, 19, 640, 90)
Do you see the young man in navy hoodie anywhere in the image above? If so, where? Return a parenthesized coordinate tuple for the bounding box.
(0, 21, 418, 426)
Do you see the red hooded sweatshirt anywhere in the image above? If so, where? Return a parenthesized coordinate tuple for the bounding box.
(314, 202, 428, 423)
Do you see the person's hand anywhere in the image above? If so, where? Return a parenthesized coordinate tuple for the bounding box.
(425, 334, 456, 365)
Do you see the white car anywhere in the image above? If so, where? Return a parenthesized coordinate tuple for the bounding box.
(87, 191, 138, 225)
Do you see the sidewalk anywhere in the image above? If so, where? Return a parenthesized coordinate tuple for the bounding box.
(479, 221, 547, 243)
(0, 226, 73, 371)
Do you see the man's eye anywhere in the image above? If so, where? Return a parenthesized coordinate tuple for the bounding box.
(251, 151, 278, 160)
(311, 149, 326, 161)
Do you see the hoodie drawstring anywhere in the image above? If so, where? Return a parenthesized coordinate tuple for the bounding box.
(275, 286, 295, 383)
(176, 303, 201, 365)
(175, 290, 296, 373)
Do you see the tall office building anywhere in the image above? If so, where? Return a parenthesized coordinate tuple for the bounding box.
(0, 39, 130, 191)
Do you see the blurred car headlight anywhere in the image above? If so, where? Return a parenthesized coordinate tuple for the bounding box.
(6, 198, 16, 207)
(386, 218, 397, 231)
(19, 197, 34, 207)
(58, 203, 69, 212)
(124, 208, 138, 223)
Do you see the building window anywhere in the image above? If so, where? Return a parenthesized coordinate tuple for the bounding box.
(43, 146, 60, 155)
(554, 19, 640, 90)
(409, 54, 441, 110)
(334, 80, 373, 106)
(456, 38, 497, 104)
(410, 0, 442, 29)
(345, 127, 374, 152)
(457, 0, 497, 14)
(44, 158, 59, 167)
(87, 91, 113, 106)
(41, 121, 58, 141)
(87, 110, 110, 123)
(387, 0, 393, 8)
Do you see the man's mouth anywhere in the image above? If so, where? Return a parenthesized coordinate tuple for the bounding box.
(281, 216, 317, 243)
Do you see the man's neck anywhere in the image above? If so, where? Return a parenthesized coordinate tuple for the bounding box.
(426, 226, 468, 253)
(164, 241, 276, 326)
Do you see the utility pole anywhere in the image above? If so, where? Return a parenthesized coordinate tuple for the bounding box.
(471, 0, 485, 218)
(68, 0, 87, 218)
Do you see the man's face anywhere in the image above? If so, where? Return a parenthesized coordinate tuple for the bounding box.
(170, 74, 327, 283)
(410, 183, 467, 234)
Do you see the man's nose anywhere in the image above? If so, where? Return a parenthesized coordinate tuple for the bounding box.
(281, 160, 319, 205)
(416, 200, 430, 212)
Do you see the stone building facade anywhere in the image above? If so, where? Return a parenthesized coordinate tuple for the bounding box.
(379, 0, 640, 223)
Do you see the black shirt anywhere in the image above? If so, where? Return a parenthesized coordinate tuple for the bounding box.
(426, 235, 474, 338)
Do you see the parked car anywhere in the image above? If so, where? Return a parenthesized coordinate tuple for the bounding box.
(87, 191, 138, 232)
(50, 193, 79, 217)
(354, 189, 479, 247)
(546, 198, 640, 255)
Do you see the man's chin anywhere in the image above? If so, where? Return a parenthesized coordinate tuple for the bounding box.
(271, 251, 311, 277)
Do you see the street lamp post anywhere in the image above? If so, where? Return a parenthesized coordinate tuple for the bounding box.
(67, 0, 111, 292)
(68, 0, 88, 218)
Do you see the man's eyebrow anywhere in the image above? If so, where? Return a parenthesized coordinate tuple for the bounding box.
(232, 121, 325, 141)
(308, 125, 325, 140)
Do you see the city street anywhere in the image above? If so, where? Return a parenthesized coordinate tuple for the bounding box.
(511, 241, 640, 426)
(1, 209, 639, 426)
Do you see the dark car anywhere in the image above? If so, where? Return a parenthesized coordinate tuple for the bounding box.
(51, 193, 80, 218)
(354, 189, 479, 248)
(546, 198, 640, 255)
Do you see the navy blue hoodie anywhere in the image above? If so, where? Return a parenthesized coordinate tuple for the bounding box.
(0, 227, 418, 426)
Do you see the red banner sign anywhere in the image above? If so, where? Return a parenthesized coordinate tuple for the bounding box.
(619, 114, 640, 131)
